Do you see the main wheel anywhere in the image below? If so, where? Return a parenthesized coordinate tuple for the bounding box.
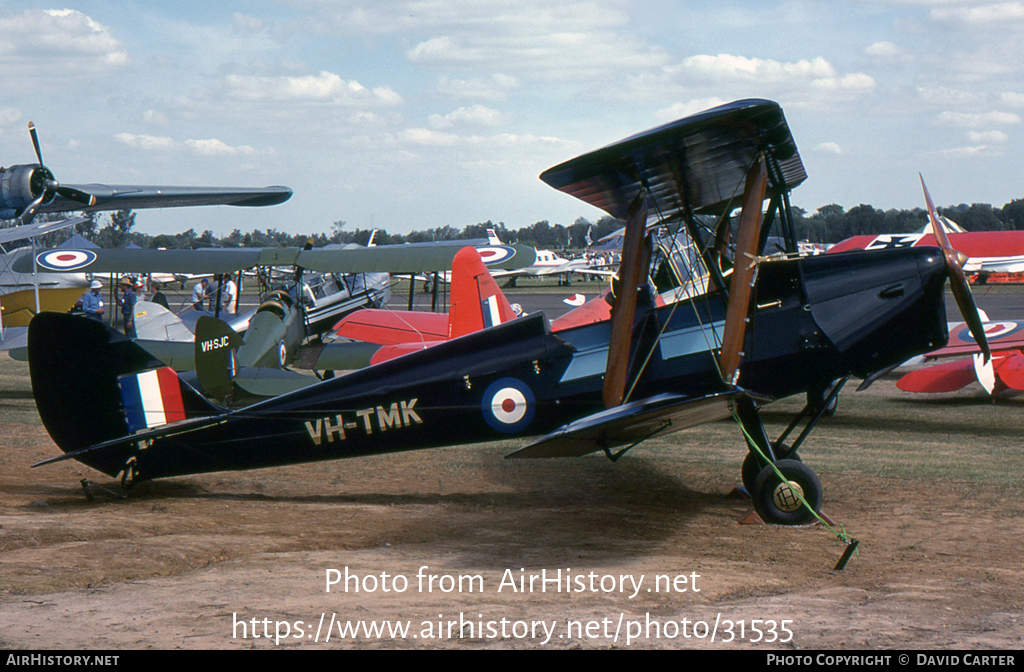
(740, 443, 800, 494)
(752, 459, 822, 525)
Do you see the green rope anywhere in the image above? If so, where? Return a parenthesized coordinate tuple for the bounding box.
(731, 410, 856, 556)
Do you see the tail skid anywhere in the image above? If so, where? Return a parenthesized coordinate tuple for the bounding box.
(28, 312, 223, 478)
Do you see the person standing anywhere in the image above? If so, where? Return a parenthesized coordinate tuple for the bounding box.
(80, 280, 105, 321)
(221, 274, 238, 314)
(120, 277, 138, 338)
(191, 278, 210, 311)
(150, 281, 170, 310)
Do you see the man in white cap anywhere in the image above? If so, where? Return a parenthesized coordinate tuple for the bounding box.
(81, 280, 106, 321)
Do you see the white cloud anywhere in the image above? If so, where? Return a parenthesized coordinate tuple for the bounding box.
(966, 129, 1009, 142)
(931, 2, 1024, 23)
(114, 133, 176, 150)
(863, 41, 903, 58)
(0, 8, 131, 75)
(398, 2, 666, 80)
(1001, 92, 1024, 106)
(0, 107, 22, 126)
(814, 142, 843, 154)
(398, 127, 574, 150)
(669, 54, 876, 92)
(935, 145, 994, 157)
(115, 133, 257, 156)
(436, 74, 520, 101)
(918, 86, 984, 105)
(935, 110, 1021, 126)
(143, 109, 169, 125)
(654, 98, 728, 122)
(656, 54, 875, 106)
(185, 138, 256, 156)
(223, 72, 402, 106)
(428, 105, 503, 129)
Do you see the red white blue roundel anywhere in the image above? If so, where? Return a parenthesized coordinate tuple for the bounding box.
(482, 378, 535, 433)
(36, 249, 97, 271)
(955, 321, 1024, 343)
(475, 245, 517, 266)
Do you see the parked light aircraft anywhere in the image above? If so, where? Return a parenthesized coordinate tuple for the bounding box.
(896, 320, 1023, 396)
(26, 100, 988, 527)
(484, 228, 594, 285)
(0, 122, 293, 326)
(829, 219, 1024, 277)
(17, 239, 535, 399)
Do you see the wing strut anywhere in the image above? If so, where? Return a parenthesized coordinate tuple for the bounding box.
(603, 192, 649, 408)
(719, 156, 768, 384)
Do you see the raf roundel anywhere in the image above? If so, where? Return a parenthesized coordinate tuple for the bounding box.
(475, 245, 515, 266)
(36, 249, 97, 271)
(482, 377, 535, 433)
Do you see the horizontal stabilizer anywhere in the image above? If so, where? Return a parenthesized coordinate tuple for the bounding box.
(996, 352, 1024, 390)
(332, 309, 448, 345)
(507, 389, 759, 459)
(232, 366, 318, 398)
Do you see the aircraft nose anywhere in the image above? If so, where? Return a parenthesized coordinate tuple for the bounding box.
(915, 249, 952, 302)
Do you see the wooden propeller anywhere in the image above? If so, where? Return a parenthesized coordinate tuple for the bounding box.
(920, 175, 991, 363)
(719, 157, 768, 385)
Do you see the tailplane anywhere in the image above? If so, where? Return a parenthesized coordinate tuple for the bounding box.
(28, 312, 222, 477)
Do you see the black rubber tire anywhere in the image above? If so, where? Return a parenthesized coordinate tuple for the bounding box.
(752, 459, 822, 525)
(740, 443, 800, 494)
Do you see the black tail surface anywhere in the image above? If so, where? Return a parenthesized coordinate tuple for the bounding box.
(28, 312, 220, 477)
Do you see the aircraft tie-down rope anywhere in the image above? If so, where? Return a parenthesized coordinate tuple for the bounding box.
(731, 411, 859, 570)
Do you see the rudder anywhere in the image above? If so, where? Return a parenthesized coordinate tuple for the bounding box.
(28, 312, 221, 477)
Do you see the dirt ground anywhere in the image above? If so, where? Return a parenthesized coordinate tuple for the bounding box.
(1, 356, 1023, 650)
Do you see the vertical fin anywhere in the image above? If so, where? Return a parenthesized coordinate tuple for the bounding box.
(447, 247, 517, 339)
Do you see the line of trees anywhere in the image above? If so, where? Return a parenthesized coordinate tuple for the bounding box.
(6, 197, 1024, 251)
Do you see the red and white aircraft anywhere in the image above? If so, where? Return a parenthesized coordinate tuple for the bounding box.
(897, 320, 1024, 396)
(829, 226, 1024, 275)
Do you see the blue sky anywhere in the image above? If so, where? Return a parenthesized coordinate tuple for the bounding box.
(1, 1, 1022, 237)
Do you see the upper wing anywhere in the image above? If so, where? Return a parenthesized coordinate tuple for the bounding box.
(296, 243, 536, 274)
(15, 243, 536, 275)
(37, 185, 292, 214)
(539, 99, 804, 219)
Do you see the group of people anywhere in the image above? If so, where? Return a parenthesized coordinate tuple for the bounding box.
(190, 275, 237, 314)
(78, 273, 238, 338)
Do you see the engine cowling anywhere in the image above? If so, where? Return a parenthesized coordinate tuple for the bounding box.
(0, 164, 56, 219)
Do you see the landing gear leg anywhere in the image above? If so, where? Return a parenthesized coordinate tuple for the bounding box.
(735, 396, 824, 525)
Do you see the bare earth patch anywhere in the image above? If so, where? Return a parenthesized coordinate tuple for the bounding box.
(0, 356, 1022, 650)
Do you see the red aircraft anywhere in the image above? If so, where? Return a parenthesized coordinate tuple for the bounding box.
(897, 320, 1024, 396)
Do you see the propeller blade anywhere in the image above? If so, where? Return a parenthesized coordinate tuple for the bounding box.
(28, 121, 43, 165)
(920, 175, 991, 362)
(56, 185, 98, 207)
(603, 192, 649, 408)
(719, 157, 768, 384)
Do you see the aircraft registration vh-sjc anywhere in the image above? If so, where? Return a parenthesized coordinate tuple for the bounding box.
(25, 99, 989, 526)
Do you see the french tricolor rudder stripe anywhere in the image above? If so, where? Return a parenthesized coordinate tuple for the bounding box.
(119, 367, 187, 433)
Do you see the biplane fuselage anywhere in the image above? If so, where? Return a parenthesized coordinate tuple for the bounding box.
(27, 99, 976, 527)
(30, 246, 948, 482)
